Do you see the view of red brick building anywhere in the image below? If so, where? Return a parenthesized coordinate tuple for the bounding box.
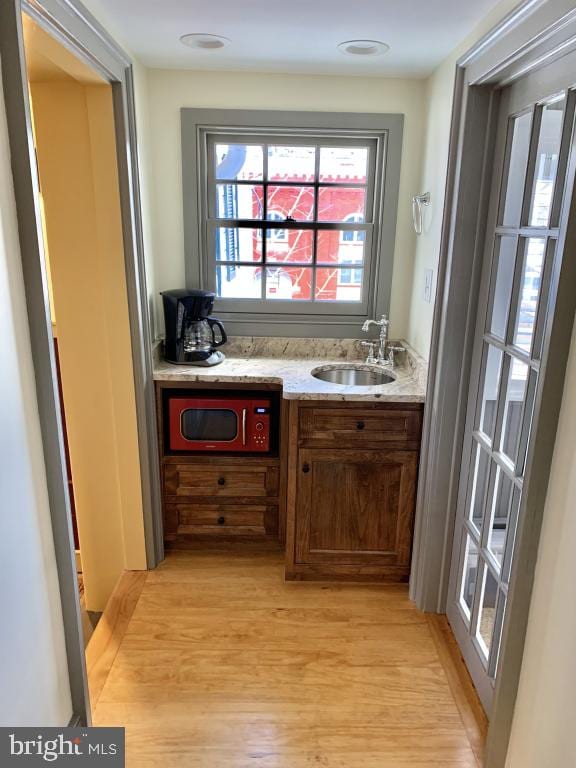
(214, 144, 369, 302)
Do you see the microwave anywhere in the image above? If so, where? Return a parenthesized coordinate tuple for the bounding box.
(167, 395, 274, 453)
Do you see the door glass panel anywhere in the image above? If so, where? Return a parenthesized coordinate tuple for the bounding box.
(501, 112, 532, 226)
(491, 592, 506, 678)
(468, 443, 490, 532)
(181, 409, 238, 441)
(528, 98, 565, 226)
(500, 358, 529, 464)
(267, 145, 315, 182)
(460, 535, 479, 618)
(477, 565, 498, 659)
(478, 344, 503, 441)
(487, 467, 514, 568)
(513, 238, 546, 352)
(502, 487, 521, 585)
(490, 236, 517, 339)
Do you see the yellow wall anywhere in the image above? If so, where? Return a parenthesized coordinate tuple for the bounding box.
(30, 80, 146, 611)
(146, 69, 426, 339)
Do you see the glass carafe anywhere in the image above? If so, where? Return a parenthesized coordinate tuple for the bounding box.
(183, 317, 227, 354)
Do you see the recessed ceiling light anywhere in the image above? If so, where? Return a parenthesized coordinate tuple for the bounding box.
(337, 39, 390, 57)
(180, 33, 230, 50)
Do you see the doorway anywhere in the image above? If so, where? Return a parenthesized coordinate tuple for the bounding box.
(21, 15, 148, 628)
(0, 0, 163, 725)
(446, 54, 576, 714)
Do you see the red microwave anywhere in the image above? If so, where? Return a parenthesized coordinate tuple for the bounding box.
(168, 396, 272, 453)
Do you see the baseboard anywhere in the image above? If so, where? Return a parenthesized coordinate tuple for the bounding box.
(426, 614, 488, 767)
(85, 570, 147, 710)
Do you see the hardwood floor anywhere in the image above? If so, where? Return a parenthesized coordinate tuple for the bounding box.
(91, 550, 484, 767)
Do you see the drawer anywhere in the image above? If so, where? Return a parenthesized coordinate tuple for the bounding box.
(165, 502, 278, 538)
(164, 463, 280, 499)
(298, 405, 422, 448)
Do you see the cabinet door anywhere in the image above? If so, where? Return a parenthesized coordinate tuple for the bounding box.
(295, 449, 418, 566)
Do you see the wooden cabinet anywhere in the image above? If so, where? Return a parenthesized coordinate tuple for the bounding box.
(156, 381, 286, 547)
(286, 401, 423, 582)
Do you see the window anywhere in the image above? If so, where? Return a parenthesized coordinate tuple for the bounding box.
(182, 109, 403, 336)
(341, 214, 366, 243)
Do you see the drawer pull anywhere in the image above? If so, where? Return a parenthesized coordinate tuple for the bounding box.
(217, 477, 226, 486)
(356, 421, 365, 430)
(217, 516, 226, 525)
(302, 463, 310, 474)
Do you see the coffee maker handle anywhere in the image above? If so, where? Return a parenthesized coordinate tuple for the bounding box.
(208, 317, 227, 347)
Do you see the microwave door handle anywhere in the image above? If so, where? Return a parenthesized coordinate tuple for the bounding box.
(242, 408, 247, 446)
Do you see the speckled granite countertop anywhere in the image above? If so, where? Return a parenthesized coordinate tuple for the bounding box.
(152, 337, 427, 402)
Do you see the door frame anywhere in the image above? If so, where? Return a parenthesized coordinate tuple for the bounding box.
(410, 0, 576, 765)
(0, 0, 163, 726)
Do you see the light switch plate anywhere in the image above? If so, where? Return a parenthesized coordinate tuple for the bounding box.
(424, 268, 434, 303)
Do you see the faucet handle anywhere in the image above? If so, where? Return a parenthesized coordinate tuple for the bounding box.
(361, 341, 377, 363)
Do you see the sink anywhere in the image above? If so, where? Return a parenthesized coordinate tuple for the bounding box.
(311, 365, 395, 387)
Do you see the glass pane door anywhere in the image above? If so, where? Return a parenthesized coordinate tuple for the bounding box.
(447, 82, 574, 713)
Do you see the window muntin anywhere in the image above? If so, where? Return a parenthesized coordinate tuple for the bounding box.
(205, 135, 378, 311)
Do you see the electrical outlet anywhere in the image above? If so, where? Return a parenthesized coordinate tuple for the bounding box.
(424, 268, 434, 303)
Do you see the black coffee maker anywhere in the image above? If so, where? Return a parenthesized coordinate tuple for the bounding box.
(161, 289, 227, 366)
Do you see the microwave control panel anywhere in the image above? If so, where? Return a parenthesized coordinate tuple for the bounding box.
(251, 402, 271, 451)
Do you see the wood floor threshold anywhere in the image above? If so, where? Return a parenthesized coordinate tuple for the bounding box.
(85, 570, 147, 710)
(426, 614, 488, 767)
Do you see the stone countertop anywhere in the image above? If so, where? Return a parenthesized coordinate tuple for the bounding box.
(152, 337, 427, 403)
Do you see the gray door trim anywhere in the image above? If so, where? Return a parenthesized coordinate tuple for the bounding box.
(410, 1, 576, 765)
(0, 0, 163, 726)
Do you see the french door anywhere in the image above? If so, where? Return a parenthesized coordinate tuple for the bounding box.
(447, 57, 576, 713)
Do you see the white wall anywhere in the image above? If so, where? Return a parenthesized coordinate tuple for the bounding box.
(0, 62, 72, 726)
(406, 2, 576, 763)
(505, 322, 576, 765)
(146, 69, 426, 338)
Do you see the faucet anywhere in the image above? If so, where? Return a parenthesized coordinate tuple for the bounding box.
(361, 314, 404, 367)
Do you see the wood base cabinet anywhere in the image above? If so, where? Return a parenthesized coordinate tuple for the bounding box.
(286, 401, 423, 582)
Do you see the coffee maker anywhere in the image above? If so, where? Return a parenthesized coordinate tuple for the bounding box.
(161, 289, 227, 366)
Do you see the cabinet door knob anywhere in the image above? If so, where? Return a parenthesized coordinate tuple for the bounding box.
(217, 477, 226, 486)
(302, 463, 310, 474)
(356, 421, 365, 430)
(217, 516, 226, 525)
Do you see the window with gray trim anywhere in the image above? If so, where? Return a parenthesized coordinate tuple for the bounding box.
(182, 109, 403, 336)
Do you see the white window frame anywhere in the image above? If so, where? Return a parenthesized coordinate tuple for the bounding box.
(182, 109, 404, 337)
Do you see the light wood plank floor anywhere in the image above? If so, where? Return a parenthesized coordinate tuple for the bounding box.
(92, 550, 485, 767)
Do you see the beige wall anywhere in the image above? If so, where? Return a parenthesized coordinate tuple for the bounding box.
(406, 0, 520, 358)
(146, 69, 426, 339)
(0, 61, 72, 726)
(30, 80, 146, 611)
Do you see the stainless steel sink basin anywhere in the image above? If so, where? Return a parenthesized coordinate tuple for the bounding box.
(311, 365, 395, 386)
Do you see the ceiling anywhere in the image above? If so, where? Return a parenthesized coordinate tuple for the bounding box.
(91, 0, 502, 77)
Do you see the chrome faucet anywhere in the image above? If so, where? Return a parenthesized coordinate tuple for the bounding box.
(361, 314, 404, 367)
